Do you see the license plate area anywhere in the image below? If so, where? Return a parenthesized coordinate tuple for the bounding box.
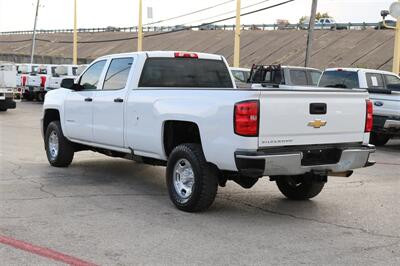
(301, 148, 342, 166)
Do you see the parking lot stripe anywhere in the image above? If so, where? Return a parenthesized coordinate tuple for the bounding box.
(0, 235, 97, 266)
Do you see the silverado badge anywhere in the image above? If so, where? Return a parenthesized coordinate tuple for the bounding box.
(308, 119, 327, 128)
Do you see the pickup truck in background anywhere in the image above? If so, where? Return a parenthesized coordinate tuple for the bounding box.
(17, 64, 39, 100)
(47, 65, 88, 92)
(0, 64, 17, 111)
(42, 51, 375, 212)
(27, 64, 58, 102)
(319, 68, 400, 146)
(249, 65, 322, 86)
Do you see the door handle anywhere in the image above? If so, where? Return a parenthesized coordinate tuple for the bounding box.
(84, 97, 92, 102)
(114, 98, 124, 103)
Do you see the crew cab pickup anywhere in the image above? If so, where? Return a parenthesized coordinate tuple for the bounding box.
(42, 51, 375, 212)
(319, 68, 400, 146)
(47, 65, 87, 91)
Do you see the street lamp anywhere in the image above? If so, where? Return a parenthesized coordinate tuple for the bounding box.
(381, 1, 400, 74)
(30, 0, 41, 64)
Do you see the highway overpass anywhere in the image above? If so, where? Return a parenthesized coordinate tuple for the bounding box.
(0, 29, 395, 71)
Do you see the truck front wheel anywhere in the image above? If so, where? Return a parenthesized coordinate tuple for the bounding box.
(276, 174, 325, 200)
(166, 144, 218, 212)
(45, 121, 74, 167)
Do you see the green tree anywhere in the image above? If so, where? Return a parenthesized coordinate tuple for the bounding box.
(299, 12, 331, 24)
(316, 12, 331, 20)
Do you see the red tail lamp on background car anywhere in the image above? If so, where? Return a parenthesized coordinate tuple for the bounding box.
(40, 76, 47, 89)
(234, 100, 259, 137)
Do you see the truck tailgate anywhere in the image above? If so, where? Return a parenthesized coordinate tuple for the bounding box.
(258, 89, 368, 147)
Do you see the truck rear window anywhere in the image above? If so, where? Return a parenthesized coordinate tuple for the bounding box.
(318, 71, 360, 89)
(139, 58, 233, 88)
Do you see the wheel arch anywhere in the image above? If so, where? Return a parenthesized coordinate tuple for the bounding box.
(163, 120, 202, 158)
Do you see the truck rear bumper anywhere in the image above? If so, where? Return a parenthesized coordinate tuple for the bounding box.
(373, 115, 400, 135)
(235, 144, 375, 177)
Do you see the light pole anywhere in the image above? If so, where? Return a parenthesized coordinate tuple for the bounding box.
(233, 0, 241, 67)
(381, 1, 400, 74)
(305, 0, 318, 67)
(30, 0, 41, 64)
(138, 0, 143, 52)
(73, 0, 78, 65)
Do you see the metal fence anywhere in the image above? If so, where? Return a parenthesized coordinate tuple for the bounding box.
(0, 23, 383, 35)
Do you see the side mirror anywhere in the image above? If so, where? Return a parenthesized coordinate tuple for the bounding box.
(60, 78, 75, 89)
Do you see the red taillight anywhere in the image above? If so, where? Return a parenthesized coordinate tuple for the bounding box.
(365, 100, 373, 132)
(234, 100, 259, 137)
(40, 76, 47, 88)
(21, 76, 27, 86)
(174, 52, 198, 58)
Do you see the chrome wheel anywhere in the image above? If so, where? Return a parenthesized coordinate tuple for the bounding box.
(48, 131, 59, 160)
(173, 159, 195, 202)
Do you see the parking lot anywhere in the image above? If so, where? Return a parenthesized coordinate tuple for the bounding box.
(1, 102, 399, 265)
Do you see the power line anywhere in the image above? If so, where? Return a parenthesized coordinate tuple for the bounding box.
(144, 0, 235, 26)
(183, 0, 273, 26)
(0, 0, 296, 44)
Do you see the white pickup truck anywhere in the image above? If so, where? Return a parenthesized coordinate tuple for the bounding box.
(47, 65, 86, 91)
(0, 64, 17, 111)
(319, 68, 400, 146)
(27, 64, 58, 101)
(42, 51, 375, 212)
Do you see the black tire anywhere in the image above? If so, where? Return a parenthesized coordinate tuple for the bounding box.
(276, 174, 325, 200)
(0, 108, 7, 112)
(45, 121, 74, 167)
(166, 143, 218, 212)
(370, 132, 390, 146)
(37, 92, 45, 102)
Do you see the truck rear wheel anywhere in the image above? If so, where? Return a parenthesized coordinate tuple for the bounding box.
(45, 121, 74, 167)
(370, 132, 390, 146)
(166, 144, 218, 212)
(276, 174, 325, 200)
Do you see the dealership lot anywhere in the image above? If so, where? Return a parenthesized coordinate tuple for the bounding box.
(1, 102, 400, 265)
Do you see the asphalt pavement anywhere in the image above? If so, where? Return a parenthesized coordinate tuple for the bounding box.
(1, 102, 399, 265)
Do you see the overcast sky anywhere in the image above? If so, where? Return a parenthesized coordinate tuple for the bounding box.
(0, 0, 395, 32)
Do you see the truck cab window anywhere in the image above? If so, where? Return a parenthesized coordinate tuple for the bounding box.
(309, 71, 322, 86)
(290, 70, 308, 86)
(79, 60, 106, 91)
(366, 73, 384, 89)
(102, 58, 133, 90)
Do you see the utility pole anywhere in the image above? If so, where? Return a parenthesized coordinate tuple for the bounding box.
(233, 0, 241, 67)
(138, 0, 143, 52)
(30, 0, 40, 64)
(305, 0, 318, 67)
(73, 0, 78, 65)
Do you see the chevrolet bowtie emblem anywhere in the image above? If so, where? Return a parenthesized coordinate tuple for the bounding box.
(308, 119, 327, 128)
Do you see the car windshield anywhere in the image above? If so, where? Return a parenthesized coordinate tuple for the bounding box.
(318, 71, 359, 89)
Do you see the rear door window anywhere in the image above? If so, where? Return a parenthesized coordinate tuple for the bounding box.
(102, 58, 133, 90)
(366, 73, 384, 88)
(290, 70, 308, 86)
(318, 71, 360, 89)
(139, 58, 233, 88)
